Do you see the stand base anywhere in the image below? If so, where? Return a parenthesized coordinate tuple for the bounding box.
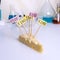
(18, 34, 43, 53)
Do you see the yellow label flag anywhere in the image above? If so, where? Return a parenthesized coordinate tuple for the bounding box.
(38, 19, 47, 26)
(25, 15, 33, 20)
(16, 17, 27, 27)
(16, 16, 32, 27)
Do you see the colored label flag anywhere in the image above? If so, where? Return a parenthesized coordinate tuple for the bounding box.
(16, 15, 33, 27)
(29, 12, 37, 17)
(24, 15, 33, 20)
(38, 19, 47, 26)
(16, 19, 27, 27)
(9, 16, 19, 23)
(16, 16, 28, 27)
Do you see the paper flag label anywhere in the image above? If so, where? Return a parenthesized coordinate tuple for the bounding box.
(16, 16, 28, 27)
(29, 12, 37, 17)
(9, 16, 18, 23)
(16, 15, 33, 27)
(24, 16, 32, 20)
(38, 19, 47, 26)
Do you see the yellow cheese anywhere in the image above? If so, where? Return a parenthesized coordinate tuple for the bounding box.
(18, 34, 43, 53)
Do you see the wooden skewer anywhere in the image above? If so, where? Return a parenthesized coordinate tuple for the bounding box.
(17, 21, 28, 35)
(22, 25, 28, 35)
(16, 25, 24, 34)
(16, 22, 28, 35)
(29, 19, 31, 37)
(29, 19, 32, 36)
(31, 19, 32, 35)
(34, 25, 41, 37)
(19, 27, 24, 34)
(28, 18, 32, 39)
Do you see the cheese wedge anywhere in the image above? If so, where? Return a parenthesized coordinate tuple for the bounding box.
(18, 34, 43, 53)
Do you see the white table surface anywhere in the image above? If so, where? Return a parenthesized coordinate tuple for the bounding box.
(0, 22, 60, 60)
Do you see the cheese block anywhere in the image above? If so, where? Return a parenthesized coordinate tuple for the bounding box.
(18, 34, 43, 53)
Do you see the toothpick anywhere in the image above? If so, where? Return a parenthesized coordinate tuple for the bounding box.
(31, 19, 32, 35)
(15, 24, 24, 34)
(34, 25, 41, 37)
(19, 27, 24, 34)
(22, 25, 28, 35)
(29, 19, 31, 37)
(34, 19, 47, 37)
(17, 24, 28, 35)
